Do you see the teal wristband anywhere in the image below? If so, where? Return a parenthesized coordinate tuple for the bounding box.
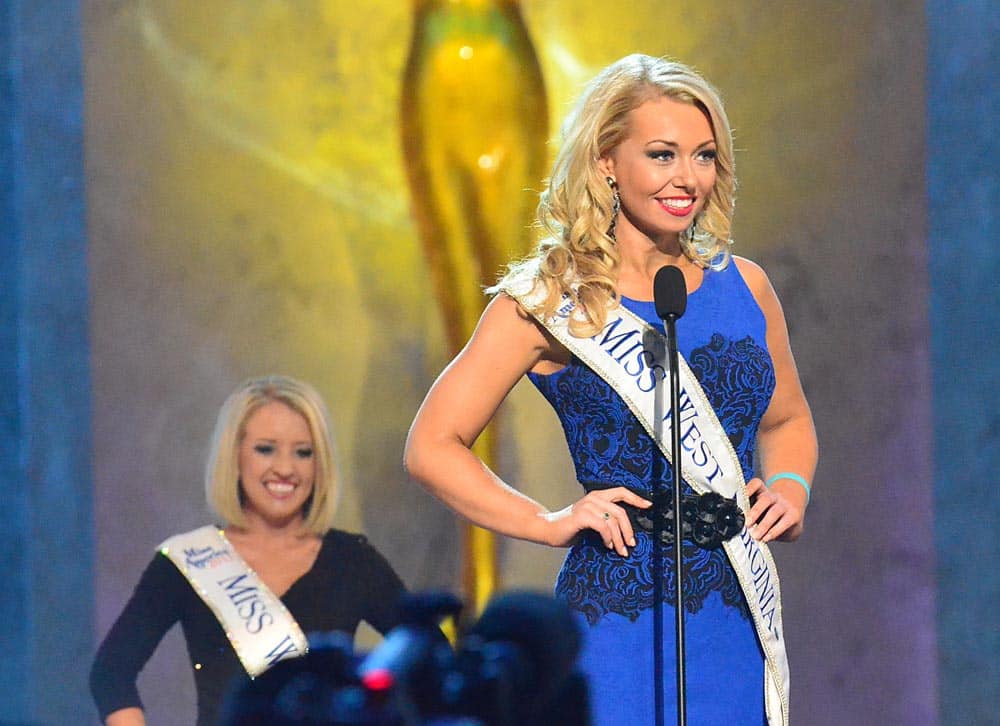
(765, 472, 811, 504)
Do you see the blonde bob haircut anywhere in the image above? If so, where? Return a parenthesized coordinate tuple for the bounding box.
(205, 375, 339, 535)
(494, 54, 736, 337)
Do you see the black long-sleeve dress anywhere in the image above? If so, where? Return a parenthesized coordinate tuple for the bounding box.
(90, 529, 405, 725)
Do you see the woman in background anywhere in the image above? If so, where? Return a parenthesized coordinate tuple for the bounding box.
(91, 375, 405, 726)
(405, 54, 817, 724)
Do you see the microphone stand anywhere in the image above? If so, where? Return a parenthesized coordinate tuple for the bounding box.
(652, 263, 688, 726)
(659, 311, 686, 726)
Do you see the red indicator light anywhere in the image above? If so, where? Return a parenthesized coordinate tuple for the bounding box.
(362, 669, 394, 692)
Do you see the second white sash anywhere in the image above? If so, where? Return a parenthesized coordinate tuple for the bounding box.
(160, 526, 309, 678)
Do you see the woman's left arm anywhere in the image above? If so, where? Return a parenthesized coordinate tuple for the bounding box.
(355, 537, 407, 636)
(735, 257, 818, 543)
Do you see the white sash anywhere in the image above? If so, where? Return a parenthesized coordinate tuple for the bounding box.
(159, 526, 309, 678)
(503, 270, 790, 725)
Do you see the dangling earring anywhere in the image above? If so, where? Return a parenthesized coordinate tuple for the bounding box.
(679, 217, 696, 245)
(680, 214, 715, 256)
(606, 176, 620, 240)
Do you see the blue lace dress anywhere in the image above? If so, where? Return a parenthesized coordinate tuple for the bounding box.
(528, 262, 775, 725)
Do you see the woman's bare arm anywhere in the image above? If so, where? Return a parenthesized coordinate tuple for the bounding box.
(105, 707, 145, 726)
(405, 295, 650, 555)
(735, 257, 818, 542)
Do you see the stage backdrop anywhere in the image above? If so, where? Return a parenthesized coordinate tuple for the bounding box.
(84, 2, 934, 723)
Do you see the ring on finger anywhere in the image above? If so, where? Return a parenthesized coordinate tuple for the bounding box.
(602, 511, 610, 520)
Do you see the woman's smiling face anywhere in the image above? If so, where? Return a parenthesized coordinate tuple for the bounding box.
(602, 95, 718, 245)
(237, 400, 315, 528)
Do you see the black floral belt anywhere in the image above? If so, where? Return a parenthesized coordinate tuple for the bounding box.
(582, 482, 745, 550)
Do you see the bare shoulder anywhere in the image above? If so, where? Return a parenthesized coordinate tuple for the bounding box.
(732, 255, 769, 291)
(479, 293, 547, 345)
(477, 293, 565, 360)
(732, 255, 780, 309)
(485, 291, 537, 322)
(732, 255, 789, 335)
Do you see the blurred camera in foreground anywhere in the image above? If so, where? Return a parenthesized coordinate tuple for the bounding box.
(220, 590, 590, 725)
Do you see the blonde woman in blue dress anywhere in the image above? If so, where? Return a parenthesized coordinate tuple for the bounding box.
(406, 54, 817, 724)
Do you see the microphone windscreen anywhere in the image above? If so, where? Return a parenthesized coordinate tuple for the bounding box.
(397, 590, 464, 626)
(467, 591, 581, 694)
(653, 265, 687, 320)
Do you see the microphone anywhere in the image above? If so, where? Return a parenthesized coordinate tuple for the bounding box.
(653, 265, 687, 321)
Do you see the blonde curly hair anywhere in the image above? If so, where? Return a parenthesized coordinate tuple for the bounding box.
(493, 54, 736, 337)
